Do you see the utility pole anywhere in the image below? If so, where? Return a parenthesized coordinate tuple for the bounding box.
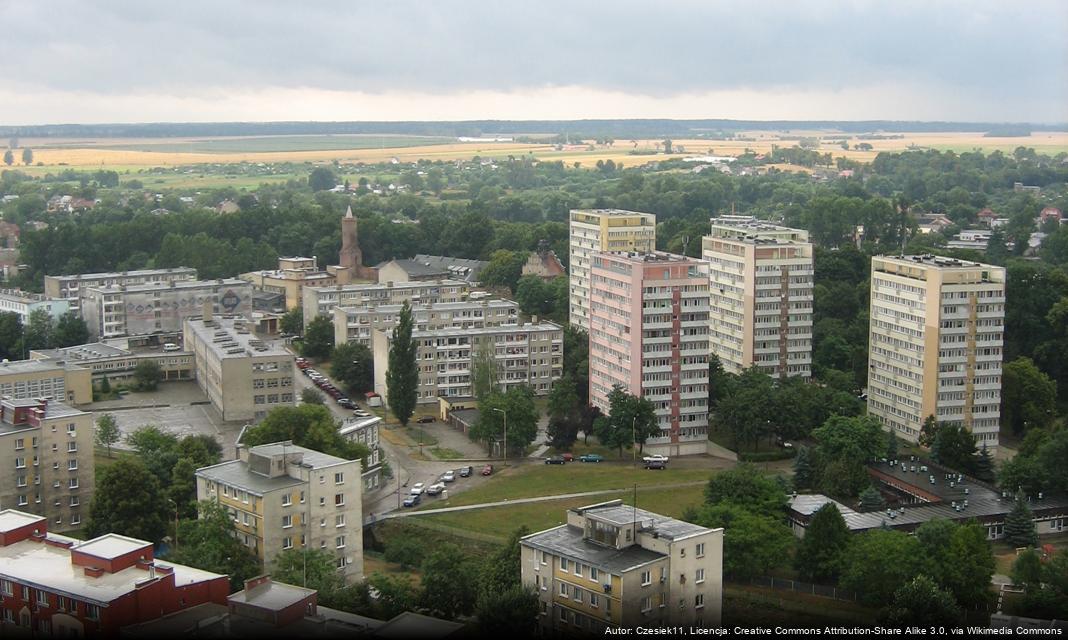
(492, 407, 507, 461)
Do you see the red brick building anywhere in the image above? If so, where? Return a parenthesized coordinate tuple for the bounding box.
(0, 509, 229, 637)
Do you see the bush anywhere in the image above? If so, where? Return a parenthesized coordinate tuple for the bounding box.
(383, 536, 426, 569)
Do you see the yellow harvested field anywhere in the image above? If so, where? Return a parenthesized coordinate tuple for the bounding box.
(15, 131, 1068, 171)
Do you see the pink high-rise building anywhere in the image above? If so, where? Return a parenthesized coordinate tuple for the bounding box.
(589, 252, 710, 456)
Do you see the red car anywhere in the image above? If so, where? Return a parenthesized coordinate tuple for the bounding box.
(481, 464, 493, 476)
(295, 358, 310, 369)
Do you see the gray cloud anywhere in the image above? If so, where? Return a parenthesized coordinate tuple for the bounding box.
(0, 0, 1065, 121)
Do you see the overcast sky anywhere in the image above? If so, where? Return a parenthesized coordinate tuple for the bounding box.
(1, 0, 1065, 125)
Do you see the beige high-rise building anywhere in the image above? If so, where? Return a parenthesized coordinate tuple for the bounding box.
(44, 268, 198, 313)
(569, 209, 656, 330)
(333, 299, 519, 347)
(0, 360, 92, 406)
(0, 397, 94, 533)
(521, 500, 723, 634)
(701, 218, 813, 378)
(867, 255, 1006, 447)
(195, 441, 364, 583)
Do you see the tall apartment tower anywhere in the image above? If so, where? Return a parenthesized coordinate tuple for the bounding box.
(589, 251, 710, 456)
(569, 209, 656, 330)
(701, 218, 813, 378)
(867, 255, 1006, 447)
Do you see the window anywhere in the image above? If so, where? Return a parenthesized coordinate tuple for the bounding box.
(573, 586, 583, 603)
(70, 496, 79, 507)
(57, 596, 67, 611)
(336, 557, 346, 570)
(70, 513, 80, 526)
(336, 514, 346, 527)
(335, 472, 344, 484)
(283, 537, 293, 549)
(319, 497, 326, 507)
(68, 459, 78, 471)
(590, 593, 599, 608)
(559, 607, 567, 622)
(696, 542, 705, 558)
(36, 589, 48, 606)
(640, 570, 651, 586)
(15, 457, 25, 469)
(696, 569, 705, 584)
(560, 557, 569, 572)
(300, 491, 305, 504)
(335, 493, 345, 506)
(282, 493, 292, 506)
(336, 535, 346, 548)
(14, 438, 24, 450)
(21, 585, 29, 600)
(541, 576, 547, 591)
(541, 601, 548, 616)
(67, 424, 76, 435)
(69, 478, 79, 489)
(17, 495, 27, 506)
(695, 594, 705, 609)
(282, 515, 293, 528)
(0, 579, 11, 596)
(559, 582, 568, 596)
(574, 563, 583, 577)
(67, 442, 77, 453)
(640, 596, 652, 613)
(590, 567, 598, 581)
(86, 604, 100, 621)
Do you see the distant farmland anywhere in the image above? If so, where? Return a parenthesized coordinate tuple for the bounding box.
(34, 134, 454, 154)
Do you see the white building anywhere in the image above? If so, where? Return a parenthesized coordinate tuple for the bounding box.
(333, 299, 519, 347)
(301, 280, 470, 328)
(0, 289, 70, 324)
(44, 268, 198, 313)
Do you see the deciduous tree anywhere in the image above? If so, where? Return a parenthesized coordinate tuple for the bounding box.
(87, 457, 168, 543)
(165, 501, 260, 591)
(301, 314, 334, 360)
(840, 529, 923, 607)
(884, 575, 963, 627)
(95, 414, 120, 458)
(385, 301, 418, 427)
(331, 341, 374, 395)
(795, 503, 850, 583)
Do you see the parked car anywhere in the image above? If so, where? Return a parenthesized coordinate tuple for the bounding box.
(579, 454, 604, 463)
(295, 358, 310, 369)
(481, 465, 493, 476)
(545, 456, 566, 465)
(337, 398, 356, 409)
(644, 459, 667, 470)
(441, 470, 456, 483)
(459, 466, 473, 478)
(353, 410, 371, 418)
(402, 494, 421, 507)
(561, 453, 573, 462)
(642, 454, 670, 464)
(410, 482, 426, 495)
(426, 483, 445, 496)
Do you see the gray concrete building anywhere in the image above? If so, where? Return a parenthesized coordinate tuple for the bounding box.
(44, 268, 198, 313)
(302, 280, 470, 328)
(332, 299, 520, 347)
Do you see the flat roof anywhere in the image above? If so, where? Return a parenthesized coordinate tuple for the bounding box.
(195, 460, 305, 496)
(600, 250, 704, 265)
(248, 442, 352, 468)
(339, 299, 518, 316)
(0, 359, 73, 375)
(875, 254, 1001, 271)
(228, 579, 315, 610)
(0, 288, 59, 303)
(0, 509, 46, 532)
(339, 415, 381, 436)
(523, 525, 666, 574)
(86, 277, 248, 294)
(571, 208, 656, 218)
(46, 267, 197, 281)
(372, 611, 464, 638)
(577, 503, 709, 540)
(72, 533, 150, 560)
(185, 316, 290, 360)
(32, 342, 132, 362)
(401, 321, 562, 339)
(308, 279, 468, 295)
(788, 494, 856, 517)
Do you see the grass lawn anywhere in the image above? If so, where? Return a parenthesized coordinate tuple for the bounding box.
(362, 551, 423, 587)
(429, 447, 465, 460)
(724, 585, 877, 625)
(418, 461, 717, 509)
(405, 428, 438, 447)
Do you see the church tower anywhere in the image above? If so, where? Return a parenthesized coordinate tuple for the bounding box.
(340, 205, 362, 269)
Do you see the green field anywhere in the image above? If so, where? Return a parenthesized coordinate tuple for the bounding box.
(37, 135, 454, 154)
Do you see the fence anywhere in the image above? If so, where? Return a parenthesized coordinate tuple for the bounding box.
(736, 575, 859, 603)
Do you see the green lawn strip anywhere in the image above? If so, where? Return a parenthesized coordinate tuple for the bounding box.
(404, 428, 438, 447)
(724, 586, 877, 626)
(429, 447, 465, 460)
(419, 463, 715, 509)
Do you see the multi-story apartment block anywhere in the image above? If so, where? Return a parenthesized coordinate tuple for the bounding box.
(333, 299, 520, 346)
(30, 341, 194, 388)
(80, 278, 253, 341)
(339, 415, 383, 491)
(521, 500, 723, 634)
(195, 441, 364, 583)
(0, 288, 70, 324)
(44, 268, 198, 313)
(0, 398, 94, 532)
(569, 209, 656, 330)
(867, 255, 1006, 447)
(371, 322, 563, 403)
(701, 218, 814, 378)
(589, 252, 710, 456)
(0, 510, 229, 637)
(240, 257, 337, 311)
(302, 279, 470, 328)
(183, 313, 296, 422)
(0, 360, 92, 406)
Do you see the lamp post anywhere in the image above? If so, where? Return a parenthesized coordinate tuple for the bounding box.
(631, 416, 637, 466)
(492, 407, 507, 461)
(167, 499, 178, 551)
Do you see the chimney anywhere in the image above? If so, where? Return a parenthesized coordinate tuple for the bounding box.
(203, 299, 213, 324)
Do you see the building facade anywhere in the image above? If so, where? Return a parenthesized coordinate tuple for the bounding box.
(333, 299, 520, 347)
(588, 252, 710, 456)
(338, 416, 383, 491)
(701, 218, 814, 378)
(0, 510, 229, 638)
(195, 441, 364, 583)
(240, 257, 337, 311)
(80, 278, 253, 341)
(521, 500, 723, 634)
(0, 289, 70, 324)
(44, 268, 198, 313)
(371, 322, 563, 403)
(0, 398, 94, 532)
(302, 280, 470, 328)
(0, 360, 92, 406)
(30, 342, 193, 388)
(569, 209, 657, 330)
(183, 313, 296, 422)
(867, 255, 1006, 447)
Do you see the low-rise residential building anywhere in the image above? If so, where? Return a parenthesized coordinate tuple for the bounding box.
(194, 441, 364, 583)
(80, 278, 253, 341)
(947, 229, 992, 251)
(0, 509, 229, 638)
(522, 241, 566, 281)
(0, 360, 92, 406)
(701, 218, 814, 378)
(302, 280, 470, 328)
(589, 251, 710, 456)
(410, 254, 488, 285)
(240, 257, 338, 311)
(371, 321, 563, 403)
(375, 259, 450, 284)
(0, 288, 70, 324)
(44, 268, 198, 313)
(183, 313, 295, 422)
(521, 500, 723, 634)
(339, 415, 382, 491)
(0, 398, 94, 532)
(332, 298, 520, 346)
(30, 341, 193, 388)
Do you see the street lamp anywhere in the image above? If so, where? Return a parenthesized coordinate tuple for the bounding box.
(167, 499, 179, 551)
(492, 408, 507, 461)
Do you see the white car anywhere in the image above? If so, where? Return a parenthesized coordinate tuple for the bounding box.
(410, 482, 425, 495)
(642, 454, 670, 464)
(441, 470, 456, 483)
(427, 483, 445, 496)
